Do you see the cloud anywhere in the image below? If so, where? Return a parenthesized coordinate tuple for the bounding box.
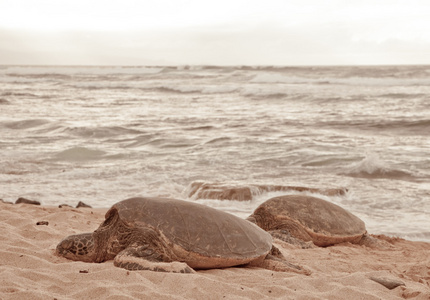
(1, 23, 430, 66)
(2, 1, 430, 65)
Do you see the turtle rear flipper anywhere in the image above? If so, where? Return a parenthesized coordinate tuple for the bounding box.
(358, 234, 393, 250)
(114, 245, 195, 273)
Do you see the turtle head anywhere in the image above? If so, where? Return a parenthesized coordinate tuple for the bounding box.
(246, 214, 265, 229)
(56, 233, 96, 262)
(246, 208, 275, 231)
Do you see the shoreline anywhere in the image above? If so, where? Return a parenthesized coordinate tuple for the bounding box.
(1, 202, 429, 299)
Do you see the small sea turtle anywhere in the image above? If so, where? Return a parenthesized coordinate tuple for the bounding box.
(247, 195, 367, 247)
(57, 197, 307, 273)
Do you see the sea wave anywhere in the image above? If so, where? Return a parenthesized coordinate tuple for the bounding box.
(2, 119, 51, 130)
(379, 93, 427, 99)
(1, 66, 164, 76)
(1, 92, 43, 98)
(0, 76, 47, 83)
(123, 134, 197, 149)
(322, 119, 430, 135)
(241, 86, 290, 98)
(123, 134, 158, 148)
(342, 154, 414, 180)
(63, 126, 143, 139)
(250, 73, 327, 84)
(67, 81, 240, 94)
(250, 72, 430, 86)
(203, 137, 232, 145)
(156, 85, 239, 94)
(400, 231, 430, 242)
(184, 125, 217, 131)
(0, 160, 46, 175)
(55, 147, 107, 161)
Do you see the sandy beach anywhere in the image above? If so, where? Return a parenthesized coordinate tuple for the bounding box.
(0, 201, 429, 299)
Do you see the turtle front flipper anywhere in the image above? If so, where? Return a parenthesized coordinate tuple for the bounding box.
(114, 245, 195, 273)
(248, 252, 311, 275)
(257, 255, 311, 275)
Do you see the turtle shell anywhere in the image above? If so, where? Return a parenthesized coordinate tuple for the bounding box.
(102, 197, 272, 268)
(250, 195, 366, 247)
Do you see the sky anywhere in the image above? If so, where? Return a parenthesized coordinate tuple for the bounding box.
(1, 0, 430, 66)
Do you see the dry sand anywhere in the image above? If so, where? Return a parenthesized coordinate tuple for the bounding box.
(0, 201, 429, 299)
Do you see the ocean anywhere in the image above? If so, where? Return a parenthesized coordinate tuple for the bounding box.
(1, 65, 429, 242)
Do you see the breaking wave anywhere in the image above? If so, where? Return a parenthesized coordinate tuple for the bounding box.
(342, 154, 414, 180)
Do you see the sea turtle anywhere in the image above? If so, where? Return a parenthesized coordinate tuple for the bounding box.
(247, 195, 368, 247)
(56, 197, 307, 273)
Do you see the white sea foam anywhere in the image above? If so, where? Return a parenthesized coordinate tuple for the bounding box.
(347, 153, 389, 175)
(343, 153, 413, 179)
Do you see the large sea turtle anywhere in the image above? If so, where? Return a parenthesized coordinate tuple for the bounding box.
(247, 195, 368, 247)
(56, 197, 307, 273)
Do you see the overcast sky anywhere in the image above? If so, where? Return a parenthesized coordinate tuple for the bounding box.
(1, 0, 430, 65)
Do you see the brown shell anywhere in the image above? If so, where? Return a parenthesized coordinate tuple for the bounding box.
(106, 197, 272, 260)
(250, 195, 366, 246)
